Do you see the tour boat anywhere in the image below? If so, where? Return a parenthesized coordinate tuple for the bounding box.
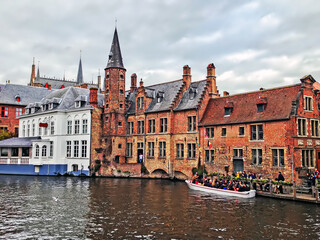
(185, 180, 256, 198)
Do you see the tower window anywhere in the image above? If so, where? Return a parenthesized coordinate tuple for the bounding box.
(120, 74, 124, 80)
(106, 73, 110, 79)
(120, 89, 124, 94)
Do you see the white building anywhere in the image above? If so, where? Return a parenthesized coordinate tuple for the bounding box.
(15, 86, 103, 176)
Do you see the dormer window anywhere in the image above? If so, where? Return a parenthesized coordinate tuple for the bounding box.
(157, 92, 164, 103)
(189, 88, 197, 100)
(49, 103, 54, 110)
(224, 107, 232, 116)
(257, 104, 264, 113)
(15, 95, 21, 102)
(31, 108, 35, 114)
(75, 101, 81, 108)
(257, 97, 267, 113)
(304, 96, 313, 111)
(42, 104, 48, 111)
(138, 97, 144, 110)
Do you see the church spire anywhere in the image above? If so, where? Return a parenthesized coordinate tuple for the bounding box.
(76, 52, 83, 84)
(106, 28, 125, 70)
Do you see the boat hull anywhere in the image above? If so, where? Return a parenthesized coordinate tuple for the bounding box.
(185, 180, 256, 198)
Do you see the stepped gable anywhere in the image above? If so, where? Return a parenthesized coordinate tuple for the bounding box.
(199, 84, 301, 126)
(144, 80, 184, 113)
(0, 84, 52, 106)
(174, 80, 207, 111)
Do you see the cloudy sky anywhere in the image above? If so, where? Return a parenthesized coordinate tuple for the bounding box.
(1, 0, 320, 94)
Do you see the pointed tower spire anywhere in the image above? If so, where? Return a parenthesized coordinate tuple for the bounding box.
(30, 57, 36, 85)
(76, 51, 83, 84)
(106, 28, 125, 69)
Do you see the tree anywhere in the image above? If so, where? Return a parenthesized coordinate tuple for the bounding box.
(0, 130, 14, 141)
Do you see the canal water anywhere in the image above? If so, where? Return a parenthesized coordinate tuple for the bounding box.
(0, 176, 319, 239)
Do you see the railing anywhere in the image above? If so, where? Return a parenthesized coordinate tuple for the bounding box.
(0, 158, 30, 165)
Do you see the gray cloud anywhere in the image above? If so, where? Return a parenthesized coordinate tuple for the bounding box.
(1, 0, 320, 95)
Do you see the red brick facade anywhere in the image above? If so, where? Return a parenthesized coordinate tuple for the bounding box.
(0, 104, 23, 136)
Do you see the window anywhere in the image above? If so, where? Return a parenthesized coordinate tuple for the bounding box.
(304, 96, 313, 111)
(67, 121, 72, 134)
(120, 103, 123, 109)
(42, 145, 47, 157)
(250, 125, 263, 140)
(148, 142, 155, 158)
(224, 108, 232, 116)
(11, 148, 19, 157)
(188, 143, 196, 159)
(74, 120, 80, 134)
(118, 121, 122, 127)
(157, 92, 164, 103)
(82, 119, 88, 134)
(272, 149, 285, 167)
(138, 120, 144, 134)
(27, 124, 30, 137)
(252, 149, 262, 165)
(128, 122, 133, 135)
(138, 97, 144, 110)
(1, 107, 8, 117)
(297, 118, 307, 136)
(311, 119, 319, 137)
(44, 124, 48, 135)
(75, 101, 81, 108)
(302, 149, 314, 167)
(176, 143, 184, 158)
(81, 140, 87, 158)
(120, 73, 124, 80)
(159, 141, 166, 158)
(206, 128, 214, 138)
(49, 141, 53, 157)
(149, 119, 155, 133)
(239, 127, 245, 136)
(222, 127, 227, 137)
(0, 127, 7, 132)
(106, 103, 109, 109)
(32, 123, 35, 136)
(74, 141, 79, 157)
(50, 121, 54, 135)
(137, 142, 143, 149)
(0, 148, 8, 157)
(188, 116, 196, 131)
(205, 149, 214, 163)
(120, 89, 124, 94)
(233, 148, 243, 158)
(257, 104, 265, 113)
(22, 148, 29, 157)
(16, 108, 22, 117)
(118, 144, 122, 149)
(38, 125, 42, 136)
(126, 143, 132, 157)
(66, 141, 71, 157)
(23, 125, 26, 137)
(72, 164, 78, 172)
(160, 118, 167, 133)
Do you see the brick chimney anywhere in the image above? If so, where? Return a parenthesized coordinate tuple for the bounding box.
(48, 84, 52, 90)
(90, 87, 98, 107)
(223, 91, 229, 97)
(131, 73, 137, 93)
(207, 63, 218, 96)
(97, 75, 101, 90)
(183, 65, 191, 89)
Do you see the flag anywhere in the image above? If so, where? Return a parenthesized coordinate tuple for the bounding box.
(208, 141, 213, 149)
(204, 129, 208, 138)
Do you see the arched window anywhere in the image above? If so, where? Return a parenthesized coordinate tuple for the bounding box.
(120, 73, 124, 80)
(35, 145, 39, 157)
(42, 145, 47, 157)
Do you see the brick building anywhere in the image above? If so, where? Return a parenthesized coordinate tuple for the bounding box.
(90, 28, 218, 178)
(91, 27, 320, 182)
(199, 75, 320, 183)
(0, 84, 51, 136)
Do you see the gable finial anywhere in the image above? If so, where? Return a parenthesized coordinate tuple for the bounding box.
(115, 18, 117, 28)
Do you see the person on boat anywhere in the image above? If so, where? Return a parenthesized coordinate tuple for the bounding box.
(314, 168, 319, 178)
(242, 171, 247, 179)
(192, 172, 199, 184)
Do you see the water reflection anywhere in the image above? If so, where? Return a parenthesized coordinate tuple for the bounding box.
(0, 176, 319, 239)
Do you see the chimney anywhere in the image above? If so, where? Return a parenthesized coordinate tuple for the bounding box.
(90, 87, 98, 107)
(207, 63, 218, 96)
(223, 91, 229, 97)
(131, 73, 137, 93)
(30, 57, 35, 85)
(48, 84, 52, 90)
(139, 78, 144, 88)
(183, 65, 191, 89)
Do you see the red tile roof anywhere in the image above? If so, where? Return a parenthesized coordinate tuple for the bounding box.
(199, 84, 301, 126)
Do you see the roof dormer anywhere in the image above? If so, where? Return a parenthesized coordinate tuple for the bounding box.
(189, 87, 197, 100)
(224, 101, 233, 116)
(157, 91, 164, 103)
(74, 95, 87, 108)
(257, 97, 267, 113)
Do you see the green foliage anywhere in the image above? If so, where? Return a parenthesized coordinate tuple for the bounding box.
(0, 130, 14, 141)
(94, 160, 101, 173)
(117, 169, 121, 173)
(123, 171, 130, 174)
(191, 166, 207, 177)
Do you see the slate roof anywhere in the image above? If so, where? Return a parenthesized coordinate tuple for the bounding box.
(34, 76, 98, 90)
(0, 137, 40, 147)
(76, 58, 83, 84)
(199, 84, 302, 126)
(23, 86, 104, 116)
(0, 84, 51, 106)
(174, 80, 207, 111)
(106, 28, 125, 69)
